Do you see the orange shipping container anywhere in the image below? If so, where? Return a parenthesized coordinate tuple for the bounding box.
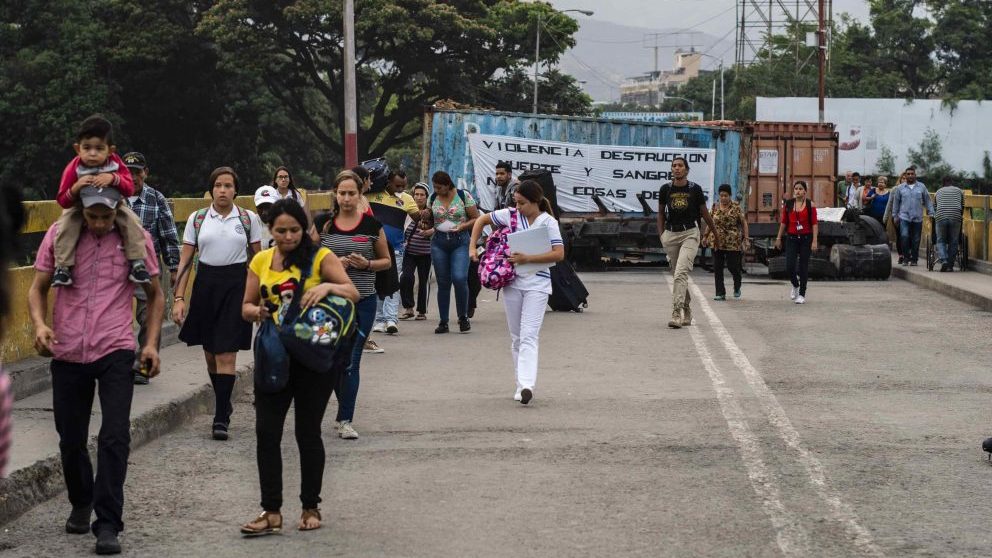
(744, 122, 838, 224)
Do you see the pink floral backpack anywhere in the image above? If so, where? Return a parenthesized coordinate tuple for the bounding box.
(478, 209, 519, 291)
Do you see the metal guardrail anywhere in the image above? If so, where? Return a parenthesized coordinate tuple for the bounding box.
(3, 193, 334, 365)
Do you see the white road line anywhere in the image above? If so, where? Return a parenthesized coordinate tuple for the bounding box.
(663, 277, 811, 557)
(688, 279, 886, 557)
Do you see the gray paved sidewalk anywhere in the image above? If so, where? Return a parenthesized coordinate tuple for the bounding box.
(0, 345, 253, 524)
(890, 254, 992, 311)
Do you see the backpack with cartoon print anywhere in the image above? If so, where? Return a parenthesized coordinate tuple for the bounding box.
(478, 208, 518, 291)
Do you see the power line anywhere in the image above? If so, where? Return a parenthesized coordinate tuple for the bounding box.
(540, 21, 624, 88)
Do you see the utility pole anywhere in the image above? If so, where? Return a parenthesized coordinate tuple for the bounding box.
(720, 59, 725, 120)
(817, 0, 825, 123)
(532, 11, 541, 114)
(343, 0, 358, 167)
(533, 8, 592, 115)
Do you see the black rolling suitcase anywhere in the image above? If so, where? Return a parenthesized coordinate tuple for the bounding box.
(518, 169, 561, 219)
(548, 261, 589, 312)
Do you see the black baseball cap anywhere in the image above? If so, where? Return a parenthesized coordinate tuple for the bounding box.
(122, 152, 147, 169)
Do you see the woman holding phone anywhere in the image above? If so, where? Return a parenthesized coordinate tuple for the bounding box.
(319, 171, 391, 440)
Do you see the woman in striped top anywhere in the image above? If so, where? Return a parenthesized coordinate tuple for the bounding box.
(400, 183, 434, 320)
(468, 181, 565, 405)
(0, 181, 24, 476)
(319, 171, 390, 440)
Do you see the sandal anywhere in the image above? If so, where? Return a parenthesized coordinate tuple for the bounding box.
(299, 508, 322, 531)
(415, 313, 426, 321)
(241, 511, 282, 537)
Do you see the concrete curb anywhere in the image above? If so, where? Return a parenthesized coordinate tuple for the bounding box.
(0, 363, 253, 526)
(891, 266, 992, 312)
(8, 323, 180, 402)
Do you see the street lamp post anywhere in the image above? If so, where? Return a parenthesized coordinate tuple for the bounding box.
(343, 0, 358, 168)
(533, 8, 594, 114)
(697, 52, 724, 120)
(663, 95, 694, 112)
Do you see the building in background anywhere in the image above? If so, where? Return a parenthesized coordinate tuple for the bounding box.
(620, 50, 702, 106)
(756, 97, 991, 176)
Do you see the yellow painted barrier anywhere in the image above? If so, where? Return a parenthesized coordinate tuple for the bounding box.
(5, 192, 335, 364)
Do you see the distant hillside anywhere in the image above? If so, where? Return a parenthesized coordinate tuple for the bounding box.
(557, 20, 736, 102)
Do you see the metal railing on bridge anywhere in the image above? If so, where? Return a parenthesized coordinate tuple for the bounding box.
(3, 194, 334, 364)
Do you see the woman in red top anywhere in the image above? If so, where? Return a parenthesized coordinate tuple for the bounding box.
(774, 181, 819, 304)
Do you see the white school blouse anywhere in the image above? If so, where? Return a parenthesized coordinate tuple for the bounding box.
(489, 208, 564, 295)
(182, 205, 263, 266)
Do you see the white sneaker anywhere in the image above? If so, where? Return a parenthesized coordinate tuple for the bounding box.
(371, 322, 386, 333)
(385, 321, 398, 334)
(789, 286, 799, 300)
(513, 389, 523, 402)
(338, 421, 359, 439)
(795, 295, 806, 304)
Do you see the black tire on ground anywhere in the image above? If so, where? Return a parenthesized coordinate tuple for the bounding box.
(767, 255, 787, 279)
(809, 257, 839, 278)
(767, 255, 836, 279)
(858, 215, 888, 246)
(830, 244, 891, 279)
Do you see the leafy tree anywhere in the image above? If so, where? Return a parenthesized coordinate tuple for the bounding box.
(0, 0, 119, 199)
(199, 0, 587, 161)
(482, 68, 592, 116)
(877, 145, 897, 175)
(929, 0, 992, 99)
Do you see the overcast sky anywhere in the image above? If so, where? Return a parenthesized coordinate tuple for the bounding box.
(548, 0, 871, 36)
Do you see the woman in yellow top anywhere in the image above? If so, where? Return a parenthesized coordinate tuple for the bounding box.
(239, 199, 358, 536)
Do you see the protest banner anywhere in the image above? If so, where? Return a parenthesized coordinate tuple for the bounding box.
(467, 133, 716, 213)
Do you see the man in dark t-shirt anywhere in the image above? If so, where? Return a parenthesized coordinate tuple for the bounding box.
(657, 156, 719, 329)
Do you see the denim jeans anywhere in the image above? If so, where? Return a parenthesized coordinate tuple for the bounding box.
(334, 293, 376, 423)
(431, 231, 470, 324)
(375, 249, 403, 324)
(899, 220, 923, 263)
(935, 219, 961, 264)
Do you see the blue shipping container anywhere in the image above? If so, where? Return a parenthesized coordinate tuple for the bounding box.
(422, 108, 746, 213)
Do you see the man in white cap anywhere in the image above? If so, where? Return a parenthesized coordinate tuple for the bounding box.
(254, 185, 279, 249)
(28, 185, 164, 555)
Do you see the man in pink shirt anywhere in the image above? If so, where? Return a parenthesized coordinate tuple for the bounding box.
(28, 186, 164, 556)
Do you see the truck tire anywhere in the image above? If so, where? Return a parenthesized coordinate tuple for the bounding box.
(857, 215, 888, 246)
(767, 255, 787, 278)
(829, 243, 891, 279)
(767, 255, 836, 279)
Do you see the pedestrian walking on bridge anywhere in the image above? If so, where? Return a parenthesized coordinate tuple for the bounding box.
(173, 167, 263, 441)
(121, 152, 180, 385)
(28, 186, 164, 555)
(658, 157, 719, 328)
(775, 181, 819, 304)
(891, 167, 935, 267)
(934, 176, 964, 272)
(705, 184, 748, 301)
(240, 199, 358, 536)
(0, 180, 25, 479)
(320, 171, 391, 440)
(469, 180, 564, 404)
